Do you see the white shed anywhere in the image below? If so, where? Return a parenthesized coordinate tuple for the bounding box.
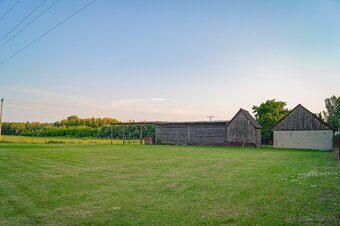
(271, 104, 334, 150)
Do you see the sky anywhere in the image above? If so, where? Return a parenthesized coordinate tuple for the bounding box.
(0, 0, 339, 122)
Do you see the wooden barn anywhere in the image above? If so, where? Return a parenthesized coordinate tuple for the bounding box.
(226, 109, 262, 147)
(155, 121, 227, 146)
(271, 104, 334, 150)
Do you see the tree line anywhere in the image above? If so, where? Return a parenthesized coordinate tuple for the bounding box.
(1, 115, 155, 138)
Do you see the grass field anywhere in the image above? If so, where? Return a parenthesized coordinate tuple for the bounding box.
(0, 144, 339, 225)
(0, 135, 142, 145)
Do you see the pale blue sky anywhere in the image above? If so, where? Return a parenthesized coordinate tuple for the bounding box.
(0, 0, 339, 122)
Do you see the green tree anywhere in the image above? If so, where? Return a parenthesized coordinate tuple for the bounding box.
(322, 95, 340, 129)
(316, 112, 324, 122)
(0, 115, 130, 138)
(252, 99, 289, 143)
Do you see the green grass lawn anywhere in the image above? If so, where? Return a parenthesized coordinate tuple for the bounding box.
(0, 144, 339, 225)
(0, 135, 142, 145)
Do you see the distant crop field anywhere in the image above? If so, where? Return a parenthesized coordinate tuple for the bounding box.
(0, 135, 142, 145)
(0, 144, 339, 225)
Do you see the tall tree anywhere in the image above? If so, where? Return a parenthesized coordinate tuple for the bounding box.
(323, 95, 340, 130)
(252, 99, 289, 143)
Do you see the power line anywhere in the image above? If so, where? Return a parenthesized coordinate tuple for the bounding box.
(6, 99, 112, 114)
(6, 105, 68, 116)
(6, 100, 112, 116)
(6, 102, 74, 115)
(5, 101, 94, 117)
(0, 0, 21, 24)
(1, 99, 66, 121)
(6, 101, 124, 117)
(5, 98, 207, 118)
(0, 0, 61, 50)
(0, 0, 97, 66)
(0, 0, 48, 43)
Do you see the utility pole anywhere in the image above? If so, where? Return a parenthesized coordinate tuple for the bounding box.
(207, 115, 214, 122)
(0, 98, 3, 140)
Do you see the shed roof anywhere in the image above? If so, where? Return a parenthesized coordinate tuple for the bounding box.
(155, 121, 228, 125)
(271, 104, 334, 131)
(227, 108, 262, 129)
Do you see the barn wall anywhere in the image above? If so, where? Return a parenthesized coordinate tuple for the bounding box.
(273, 130, 333, 150)
(255, 128, 262, 145)
(155, 124, 188, 145)
(226, 112, 261, 146)
(155, 123, 226, 146)
(188, 123, 226, 146)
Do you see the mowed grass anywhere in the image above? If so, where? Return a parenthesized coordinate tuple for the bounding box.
(0, 135, 141, 145)
(0, 144, 339, 225)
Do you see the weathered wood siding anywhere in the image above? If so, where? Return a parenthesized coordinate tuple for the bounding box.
(255, 128, 262, 145)
(155, 123, 188, 145)
(272, 105, 332, 131)
(188, 123, 226, 146)
(226, 111, 261, 147)
(156, 122, 227, 146)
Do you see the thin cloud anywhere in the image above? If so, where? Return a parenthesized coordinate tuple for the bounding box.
(116, 98, 165, 104)
(149, 98, 165, 101)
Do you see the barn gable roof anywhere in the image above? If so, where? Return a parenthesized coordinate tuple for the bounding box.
(271, 104, 334, 131)
(227, 108, 262, 129)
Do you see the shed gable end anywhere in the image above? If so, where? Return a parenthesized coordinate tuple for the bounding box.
(272, 105, 332, 131)
(226, 110, 261, 146)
